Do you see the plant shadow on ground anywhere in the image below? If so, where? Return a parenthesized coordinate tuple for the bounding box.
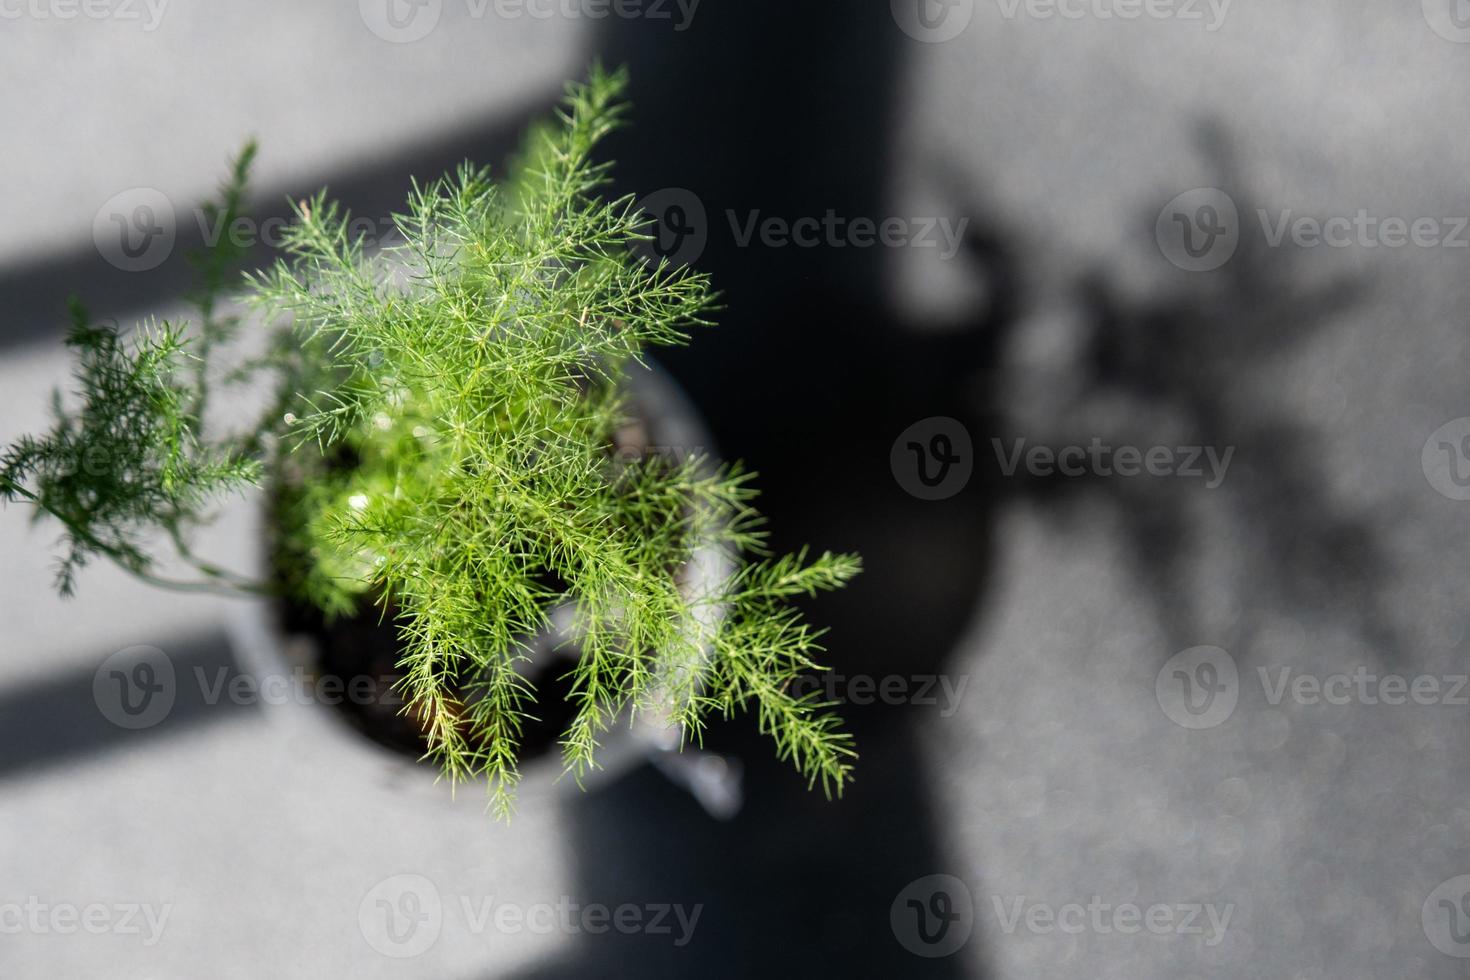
(502, 14, 1397, 975)
(496, 5, 1004, 978)
(981, 121, 1400, 666)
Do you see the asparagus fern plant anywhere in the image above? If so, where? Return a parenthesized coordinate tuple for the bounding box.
(0, 66, 859, 817)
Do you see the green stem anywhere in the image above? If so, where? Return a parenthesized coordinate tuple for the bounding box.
(7, 484, 271, 598)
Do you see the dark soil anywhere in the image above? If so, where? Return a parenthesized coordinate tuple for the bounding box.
(274, 591, 582, 766)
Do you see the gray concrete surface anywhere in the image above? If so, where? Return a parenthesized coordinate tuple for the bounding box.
(4, 1, 1470, 977)
(889, 2, 1470, 976)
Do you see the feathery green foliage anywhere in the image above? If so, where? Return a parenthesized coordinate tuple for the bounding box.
(1, 66, 860, 816)
(0, 300, 260, 596)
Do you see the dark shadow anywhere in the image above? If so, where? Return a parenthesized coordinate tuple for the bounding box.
(0, 631, 254, 780)
(980, 121, 1400, 665)
(495, 4, 1007, 977)
(501, 716, 969, 979)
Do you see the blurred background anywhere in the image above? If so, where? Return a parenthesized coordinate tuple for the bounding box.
(5, 1, 1470, 976)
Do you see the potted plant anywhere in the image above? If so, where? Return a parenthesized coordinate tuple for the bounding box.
(0, 66, 859, 818)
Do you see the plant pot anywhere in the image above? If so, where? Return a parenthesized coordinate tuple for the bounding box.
(223, 362, 743, 817)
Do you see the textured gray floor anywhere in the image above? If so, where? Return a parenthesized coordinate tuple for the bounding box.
(888, 5, 1470, 975)
(4, 2, 1470, 977)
